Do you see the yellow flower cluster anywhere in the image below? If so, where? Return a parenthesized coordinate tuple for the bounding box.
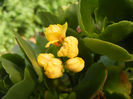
(37, 54, 63, 79)
(37, 23, 85, 79)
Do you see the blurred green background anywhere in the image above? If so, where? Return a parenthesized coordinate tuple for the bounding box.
(0, 0, 77, 55)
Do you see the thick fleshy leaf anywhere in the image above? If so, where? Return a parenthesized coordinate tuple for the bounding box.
(2, 67, 36, 99)
(78, 0, 98, 35)
(104, 66, 132, 99)
(1, 58, 23, 84)
(14, 33, 43, 82)
(97, 0, 133, 22)
(99, 21, 133, 42)
(83, 38, 133, 61)
(74, 63, 107, 99)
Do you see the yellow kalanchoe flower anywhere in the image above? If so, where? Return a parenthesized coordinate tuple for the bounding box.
(44, 58, 63, 79)
(37, 53, 54, 67)
(65, 57, 85, 72)
(57, 36, 79, 58)
(44, 22, 68, 47)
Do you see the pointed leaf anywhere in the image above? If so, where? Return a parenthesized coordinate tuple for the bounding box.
(14, 33, 43, 82)
(78, 0, 98, 35)
(1, 58, 23, 84)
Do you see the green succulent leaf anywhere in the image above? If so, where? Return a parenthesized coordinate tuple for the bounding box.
(83, 38, 133, 61)
(78, 0, 98, 35)
(99, 21, 133, 42)
(2, 66, 36, 99)
(74, 63, 107, 99)
(14, 33, 43, 82)
(104, 66, 132, 99)
(97, 0, 133, 22)
(1, 58, 23, 84)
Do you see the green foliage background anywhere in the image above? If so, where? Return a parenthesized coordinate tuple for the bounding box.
(0, 0, 77, 54)
(1, 0, 133, 99)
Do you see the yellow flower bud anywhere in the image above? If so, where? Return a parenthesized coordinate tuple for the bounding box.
(65, 57, 85, 72)
(44, 58, 63, 79)
(57, 36, 79, 58)
(44, 22, 68, 47)
(37, 53, 54, 67)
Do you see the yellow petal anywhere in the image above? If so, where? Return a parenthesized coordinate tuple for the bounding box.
(37, 53, 54, 67)
(57, 36, 79, 58)
(65, 57, 85, 72)
(45, 40, 59, 48)
(44, 22, 68, 42)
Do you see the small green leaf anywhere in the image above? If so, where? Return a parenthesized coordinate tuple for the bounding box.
(2, 67, 36, 99)
(99, 21, 133, 42)
(78, 0, 98, 35)
(74, 63, 107, 99)
(83, 38, 133, 61)
(1, 58, 23, 84)
(14, 33, 43, 82)
(37, 11, 59, 27)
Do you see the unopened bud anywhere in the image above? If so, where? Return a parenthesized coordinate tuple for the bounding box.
(66, 57, 85, 72)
